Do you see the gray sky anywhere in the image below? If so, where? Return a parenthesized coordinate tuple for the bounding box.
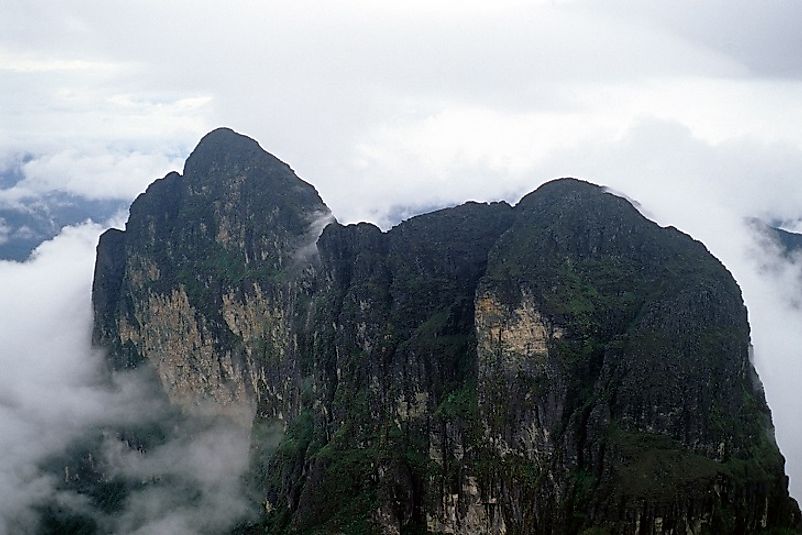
(4, 1, 802, 223)
(2, 0, 802, 511)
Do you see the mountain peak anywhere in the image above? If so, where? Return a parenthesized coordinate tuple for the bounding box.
(516, 177, 603, 207)
(183, 126, 285, 178)
(195, 126, 259, 150)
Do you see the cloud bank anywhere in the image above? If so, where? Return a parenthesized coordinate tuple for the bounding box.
(0, 222, 259, 534)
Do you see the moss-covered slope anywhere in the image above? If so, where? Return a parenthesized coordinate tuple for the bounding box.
(93, 130, 800, 534)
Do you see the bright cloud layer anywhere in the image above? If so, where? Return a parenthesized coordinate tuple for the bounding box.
(0, 222, 256, 533)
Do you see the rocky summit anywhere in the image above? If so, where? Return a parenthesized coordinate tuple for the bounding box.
(92, 128, 800, 534)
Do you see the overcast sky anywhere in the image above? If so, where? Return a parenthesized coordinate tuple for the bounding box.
(2, 0, 802, 507)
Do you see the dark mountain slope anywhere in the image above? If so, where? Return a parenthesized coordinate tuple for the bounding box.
(92, 129, 800, 534)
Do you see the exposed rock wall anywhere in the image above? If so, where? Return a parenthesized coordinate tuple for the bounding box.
(92, 128, 330, 425)
(92, 129, 800, 533)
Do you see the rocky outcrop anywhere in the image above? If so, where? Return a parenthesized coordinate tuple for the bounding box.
(92, 127, 332, 424)
(92, 128, 800, 533)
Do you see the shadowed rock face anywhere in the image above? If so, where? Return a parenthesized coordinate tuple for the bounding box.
(93, 128, 800, 534)
(92, 127, 332, 424)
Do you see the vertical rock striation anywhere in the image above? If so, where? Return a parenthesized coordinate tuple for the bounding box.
(92, 128, 800, 533)
(93, 127, 332, 424)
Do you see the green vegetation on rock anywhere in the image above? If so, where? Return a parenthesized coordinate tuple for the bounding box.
(91, 131, 800, 534)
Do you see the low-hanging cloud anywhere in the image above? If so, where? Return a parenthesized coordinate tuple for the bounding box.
(96, 416, 254, 535)
(15, 149, 184, 201)
(0, 221, 263, 534)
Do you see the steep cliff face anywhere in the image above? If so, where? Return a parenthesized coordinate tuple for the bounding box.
(93, 129, 800, 534)
(93, 127, 332, 423)
(472, 181, 797, 533)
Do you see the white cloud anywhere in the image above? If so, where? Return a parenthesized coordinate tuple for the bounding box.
(0, 222, 111, 531)
(0, 50, 122, 73)
(0, 222, 256, 534)
(13, 149, 184, 201)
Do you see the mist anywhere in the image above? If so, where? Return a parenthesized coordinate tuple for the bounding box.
(0, 221, 258, 534)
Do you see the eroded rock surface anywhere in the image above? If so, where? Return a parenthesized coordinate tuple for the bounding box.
(93, 129, 801, 534)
